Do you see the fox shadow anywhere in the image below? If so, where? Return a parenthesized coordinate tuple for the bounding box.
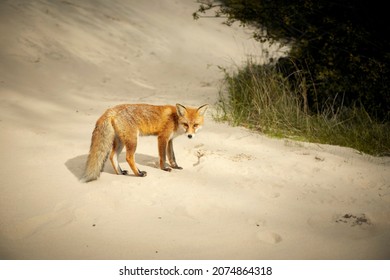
(65, 153, 159, 180)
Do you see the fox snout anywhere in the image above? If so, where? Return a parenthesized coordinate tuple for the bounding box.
(184, 126, 200, 139)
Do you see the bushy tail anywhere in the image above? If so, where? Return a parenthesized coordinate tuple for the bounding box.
(81, 115, 115, 182)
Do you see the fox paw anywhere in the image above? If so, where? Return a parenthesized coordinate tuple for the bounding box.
(172, 165, 183, 170)
(162, 167, 172, 172)
(121, 170, 129, 175)
(138, 170, 147, 177)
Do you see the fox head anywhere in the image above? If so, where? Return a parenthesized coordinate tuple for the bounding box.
(176, 103, 208, 139)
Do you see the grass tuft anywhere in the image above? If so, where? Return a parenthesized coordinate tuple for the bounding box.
(215, 60, 390, 156)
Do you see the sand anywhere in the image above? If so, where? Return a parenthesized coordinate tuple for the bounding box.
(0, 0, 389, 260)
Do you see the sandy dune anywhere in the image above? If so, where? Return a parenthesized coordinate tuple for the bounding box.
(0, 0, 389, 259)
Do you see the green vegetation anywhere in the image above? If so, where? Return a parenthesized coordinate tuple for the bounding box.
(194, 0, 390, 155)
(194, 0, 390, 122)
(216, 61, 390, 156)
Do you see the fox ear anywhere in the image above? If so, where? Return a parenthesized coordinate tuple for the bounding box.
(176, 103, 187, 117)
(197, 104, 209, 116)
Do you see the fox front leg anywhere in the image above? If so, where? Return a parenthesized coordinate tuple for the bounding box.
(123, 138, 147, 177)
(158, 135, 172, 172)
(167, 139, 182, 170)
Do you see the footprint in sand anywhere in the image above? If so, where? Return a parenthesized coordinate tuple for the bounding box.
(256, 231, 282, 244)
(249, 216, 282, 245)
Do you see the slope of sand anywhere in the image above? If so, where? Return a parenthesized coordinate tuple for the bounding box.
(0, 0, 389, 260)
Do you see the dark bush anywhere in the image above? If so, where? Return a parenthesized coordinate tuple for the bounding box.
(194, 0, 390, 121)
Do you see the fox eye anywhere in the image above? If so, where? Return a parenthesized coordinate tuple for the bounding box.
(182, 123, 189, 128)
(194, 124, 199, 128)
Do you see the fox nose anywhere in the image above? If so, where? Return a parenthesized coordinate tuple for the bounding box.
(187, 134, 193, 139)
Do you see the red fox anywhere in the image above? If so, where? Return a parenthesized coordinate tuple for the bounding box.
(81, 103, 208, 182)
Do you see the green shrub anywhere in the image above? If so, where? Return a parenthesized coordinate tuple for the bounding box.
(216, 61, 390, 156)
(195, 0, 390, 122)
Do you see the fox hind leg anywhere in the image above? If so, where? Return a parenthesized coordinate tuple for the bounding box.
(124, 136, 147, 177)
(110, 136, 128, 175)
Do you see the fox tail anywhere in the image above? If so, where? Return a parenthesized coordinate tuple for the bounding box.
(81, 115, 115, 182)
